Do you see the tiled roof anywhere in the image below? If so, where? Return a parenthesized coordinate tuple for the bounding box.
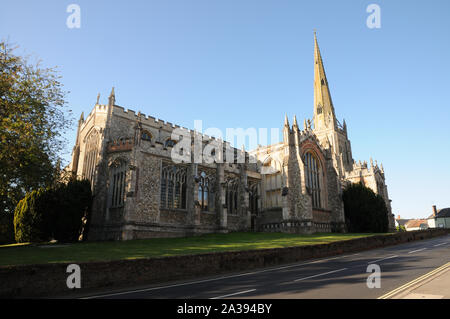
(405, 219, 428, 228)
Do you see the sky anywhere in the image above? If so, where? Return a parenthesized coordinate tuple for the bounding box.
(1, 0, 449, 219)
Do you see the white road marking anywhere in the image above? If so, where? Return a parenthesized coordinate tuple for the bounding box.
(433, 242, 447, 247)
(80, 258, 349, 299)
(294, 268, 348, 282)
(368, 255, 398, 264)
(210, 289, 256, 299)
(81, 239, 446, 299)
(408, 248, 427, 254)
(82, 254, 365, 299)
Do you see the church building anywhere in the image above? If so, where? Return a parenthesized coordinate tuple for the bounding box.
(67, 34, 395, 240)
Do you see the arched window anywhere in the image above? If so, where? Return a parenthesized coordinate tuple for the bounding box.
(262, 157, 282, 209)
(164, 139, 177, 148)
(160, 163, 187, 209)
(110, 159, 127, 208)
(141, 130, 152, 142)
(225, 178, 239, 215)
(198, 171, 215, 211)
(304, 152, 322, 209)
(249, 183, 259, 215)
(83, 130, 100, 188)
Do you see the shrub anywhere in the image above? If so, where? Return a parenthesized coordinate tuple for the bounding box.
(342, 182, 389, 233)
(13, 189, 53, 243)
(52, 179, 92, 242)
(0, 212, 15, 244)
(13, 179, 92, 243)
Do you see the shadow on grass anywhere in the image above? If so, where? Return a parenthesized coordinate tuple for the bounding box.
(0, 232, 383, 267)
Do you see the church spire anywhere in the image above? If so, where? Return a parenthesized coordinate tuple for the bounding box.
(313, 31, 337, 131)
(108, 87, 115, 106)
(283, 114, 290, 145)
(292, 115, 299, 131)
(284, 113, 290, 127)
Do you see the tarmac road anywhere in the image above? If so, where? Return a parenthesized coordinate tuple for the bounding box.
(79, 234, 450, 299)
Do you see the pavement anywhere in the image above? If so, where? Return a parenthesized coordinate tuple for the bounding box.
(74, 234, 450, 299)
(381, 262, 450, 299)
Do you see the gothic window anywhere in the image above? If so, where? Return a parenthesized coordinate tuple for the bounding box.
(262, 157, 282, 209)
(110, 160, 127, 208)
(83, 130, 100, 188)
(304, 152, 322, 209)
(141, 130, 152, 142)
(249, 183, 259, 215)
(198, 171, 215, 212)
(164, 139, 177, 148)
(160, 163, 187, 210)
(225, 179, 239, 215)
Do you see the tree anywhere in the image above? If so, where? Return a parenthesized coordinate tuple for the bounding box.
(0, 41, 71, 240)
(13, 179, 92, 243)
(342, 182, 389, 233)
(52, 179, 92, 242)
(13, 189, 54, 243)
(0, 211, 14, 244)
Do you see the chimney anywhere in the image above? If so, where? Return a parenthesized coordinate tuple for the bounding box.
(432, 205, 437, 217)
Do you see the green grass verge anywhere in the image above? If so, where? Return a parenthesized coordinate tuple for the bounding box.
(0, 232, 386, 267)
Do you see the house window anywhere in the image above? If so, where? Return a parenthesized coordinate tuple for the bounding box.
(304, 152, 322, 209)
(160, 163, 187, 209)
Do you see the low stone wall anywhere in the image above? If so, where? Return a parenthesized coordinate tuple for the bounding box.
(0, 229, 448, 298)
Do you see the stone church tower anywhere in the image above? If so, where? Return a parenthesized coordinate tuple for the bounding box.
(66, 33, 395, 240)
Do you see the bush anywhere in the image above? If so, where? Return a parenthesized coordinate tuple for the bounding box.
(0, 212, 15, 244)
(52, 179, 92, 242)
(13, 179, 92, 243)
(14, 189, 53, 243)
(342, 182, 389, 233)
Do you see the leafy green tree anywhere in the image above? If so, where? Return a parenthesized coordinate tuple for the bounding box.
(342, 182, 389, 233)
(0, 41, 71, 242)
(13, 189, 54, 243)
(0, 41, 71, 215)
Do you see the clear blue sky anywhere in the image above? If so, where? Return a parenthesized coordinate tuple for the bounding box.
(2, 0, 450, 219)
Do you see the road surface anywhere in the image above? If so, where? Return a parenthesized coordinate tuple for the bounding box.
(79, 234, 449, 299)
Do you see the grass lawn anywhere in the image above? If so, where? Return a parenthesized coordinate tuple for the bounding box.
(0, 232, 385, 267)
